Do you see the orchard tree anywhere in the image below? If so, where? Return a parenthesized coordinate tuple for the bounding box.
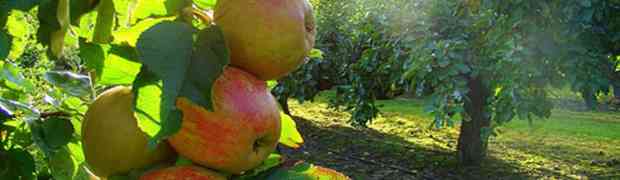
(405, 0, 567, 166)
(559, 0, 620, 108)
(274, 0, 416, 125)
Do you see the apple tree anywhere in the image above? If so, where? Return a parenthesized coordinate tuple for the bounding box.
(404, 0, 620, 165)
(273, 0, 415, 125)
(559, 0, 620, 109)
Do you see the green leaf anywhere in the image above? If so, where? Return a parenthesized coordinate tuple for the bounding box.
(178, 26, 229, 110)
(137, 21, 193, 77)
(40, 117, 74, 150)
(454, 63, 471, 74)
(134, 21, 193, 141)
(67, 144, 93, 180)
(113, 17, 176, 47)
(279, 112, 304, 149)
(5, 10, 30, 60)
(132, 69, 165, 139)
(266, 161, 350, 180)
(0, 31, 9, 60)
(48, 147, 79, 180)
(0, 97, 39, 122)
(132, 68, 184, 147)
(174, 156, 194, 166)
(67, 142, 84, 163)
(309, 48, 324, 59)
(10, 123, 34, 147)
(123, 0, 187, 25)
(44, 71, 92, 97)
(30, 117, 75, 154)
(79, 39, 108, 76)
(267, 80, 278, 90)
(258, 154, 285, 173)
(77, 11, 97, 40)
(98, 45, 142, 85)
(0, 107, 12, 119)
(1, 61, 34, 91)
(11, 149, 36, 178)
(0, 148, 36, 179)
(4, 10, 27, 36)
(194, 0, 217, 9)
(237, 153, 285, 179)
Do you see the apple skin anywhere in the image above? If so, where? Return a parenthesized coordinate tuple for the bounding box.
(214, 0, 316, 80)
(82, 86, 175, 177)
(168, 67, 281, 174)
(140, 166, 227, 180)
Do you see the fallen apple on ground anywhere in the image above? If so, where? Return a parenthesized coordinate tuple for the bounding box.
(214, 0, 317, 80)
(140, 166, 227, 180)
(82, 86, 175, 177)
(169, 67, 281, 174)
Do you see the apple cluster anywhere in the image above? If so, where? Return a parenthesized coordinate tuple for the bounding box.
(81, 0, 317, 179)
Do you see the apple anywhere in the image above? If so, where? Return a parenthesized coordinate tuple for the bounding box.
(82, 86, 175, 177)
(214, 0, 317, 80)
(140, 166, 227, 180)
(168, 67, 281, 174)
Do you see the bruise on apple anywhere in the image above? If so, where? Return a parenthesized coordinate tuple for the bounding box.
(140, 166, 227, 180)
(169, 67, 281, 174)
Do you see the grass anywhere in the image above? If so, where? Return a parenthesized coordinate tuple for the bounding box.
(283, 91, 620, 179)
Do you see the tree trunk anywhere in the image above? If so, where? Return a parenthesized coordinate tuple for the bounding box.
(581, 87, 598, 111)
(278, 96, 292, 116)
(457, 76, 491, 166)
(613, 81, 620, 100)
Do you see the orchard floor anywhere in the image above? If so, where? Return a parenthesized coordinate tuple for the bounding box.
(280, 93, 620, 180)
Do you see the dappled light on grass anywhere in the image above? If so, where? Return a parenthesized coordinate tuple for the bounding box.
(284, 92, 620, 179)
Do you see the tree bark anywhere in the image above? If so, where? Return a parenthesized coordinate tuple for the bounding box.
(278, 96, 292, 116)
(613, 80, 620, 100)
(581, 87, 598, 111)
(458, 76, 492, 166)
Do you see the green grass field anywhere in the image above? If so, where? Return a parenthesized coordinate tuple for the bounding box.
(284, 92, 620, 179)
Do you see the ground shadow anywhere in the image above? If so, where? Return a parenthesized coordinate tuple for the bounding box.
(280, 115, 546, 180)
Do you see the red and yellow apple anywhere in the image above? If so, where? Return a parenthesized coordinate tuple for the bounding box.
(82, 86, 175, 177)
(140, 166, 227, 180)
(168, 67, 281, 174)
(214, 0, 317, 80)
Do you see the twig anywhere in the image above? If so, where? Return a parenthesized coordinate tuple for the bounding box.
(40, 111, 71, 118)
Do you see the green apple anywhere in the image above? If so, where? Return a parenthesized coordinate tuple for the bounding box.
(82, 86, 175, 177)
